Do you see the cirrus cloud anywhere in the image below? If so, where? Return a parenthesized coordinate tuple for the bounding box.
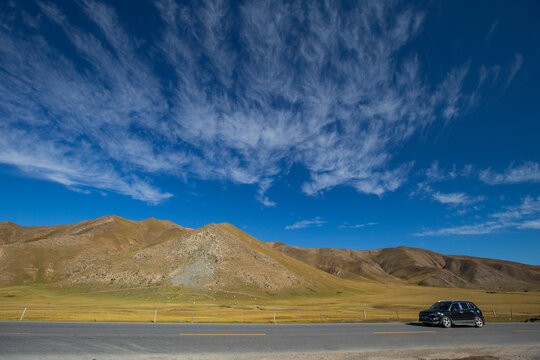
(285, 217, 326, 230)
(479, 162, 540, 185)
(0, 0, 509, 205)
(415, 196, 540, 236)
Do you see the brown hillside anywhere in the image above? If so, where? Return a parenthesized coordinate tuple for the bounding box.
(0, 216, 189, 286)
(0, 217, 353, 294)
(2, 216, 538, 293)
(62, 222, 347, 293)
(268, 242, 540, 290)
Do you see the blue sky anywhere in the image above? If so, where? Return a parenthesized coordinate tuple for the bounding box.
(1, 0, 539, 265)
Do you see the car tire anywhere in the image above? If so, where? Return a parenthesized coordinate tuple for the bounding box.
(474, 316, 484, 328)
(441, 316, 452, 328)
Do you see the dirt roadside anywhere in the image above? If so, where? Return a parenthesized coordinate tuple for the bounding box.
(34, 345, 535, 360)
(7, 346, 539, 360)
(223, 346, 540, 360)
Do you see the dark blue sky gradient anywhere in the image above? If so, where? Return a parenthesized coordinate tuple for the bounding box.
(0, 0, 539, 265)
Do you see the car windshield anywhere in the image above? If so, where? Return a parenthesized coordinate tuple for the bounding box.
(430, 301, 452, 310)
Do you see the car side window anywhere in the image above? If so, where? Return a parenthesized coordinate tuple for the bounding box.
(450, 303, 461, 311)
(459, 302, 469, 310)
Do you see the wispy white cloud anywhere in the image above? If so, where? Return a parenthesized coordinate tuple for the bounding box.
(415, 196, 540, 236)
(431, 192, 470, 205)
(0, 1, 506, 205)
(415, 221, 504, 236)
(0, 131, 172, 204)
(505, 53, 523, 88)
(423, 161, 477, 183)
(285, 217, 326, 230)
(411, 162, 465, 199)
(255, 179, 276, 207)
(424, 161, 459, 182)
(0, 1, 173, 203)
(517, 219, 540, 230)
(412, 162, 485, 209)
(431, 191, 485, 206)
(419, 161, 540, 188)
(434, 63, 471, 120)
(339, 222, 378, 229)
(479, 161, 540, 185)
(484, 20, 499, 44)
(491, 196, 540, 221)
(478, 65, 501, 88)
(156, 0, 439, 201)
(413, 160, 540, 234)
(0, 133, 172, 204)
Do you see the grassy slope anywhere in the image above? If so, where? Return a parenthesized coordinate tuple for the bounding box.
(217, 223, 373, 295)
(1, 218, 538, 323)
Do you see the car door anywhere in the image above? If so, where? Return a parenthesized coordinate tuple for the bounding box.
(449, 302, 464, 323)
(460, 302, 475, 322)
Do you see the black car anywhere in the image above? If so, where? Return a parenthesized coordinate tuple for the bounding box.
(419, 300, 485, 328)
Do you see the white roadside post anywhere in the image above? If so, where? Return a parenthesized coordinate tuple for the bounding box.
(19, 307, 27, 321)
(154, 310, 157, 323)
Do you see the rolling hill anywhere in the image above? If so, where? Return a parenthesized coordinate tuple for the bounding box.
(0, 216, 353, 294)
(1, 216, 539, 294)
(0, 216, 190, 285)
(268, 242, 540, 290)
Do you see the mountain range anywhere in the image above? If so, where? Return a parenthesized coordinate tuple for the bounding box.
(269, 242, 540, 290)
(1, 216, 539, 293)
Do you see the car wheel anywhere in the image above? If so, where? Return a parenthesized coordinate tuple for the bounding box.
(441, 316, 452, 328)
(474, 316, 484, 328)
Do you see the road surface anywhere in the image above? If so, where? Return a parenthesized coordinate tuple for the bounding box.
(1, 321, 539, 359)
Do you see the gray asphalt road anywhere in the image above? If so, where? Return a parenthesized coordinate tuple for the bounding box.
(1, 321, 539, 359)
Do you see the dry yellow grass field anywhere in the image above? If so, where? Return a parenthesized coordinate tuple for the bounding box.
(2, 217, 539, 324)
(1, 283, 538, 323)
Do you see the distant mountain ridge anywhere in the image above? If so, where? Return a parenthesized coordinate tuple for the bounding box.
(0, 216, 348, 294)
(268, 242, 540, 290)
(1, 216, 539, 293)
